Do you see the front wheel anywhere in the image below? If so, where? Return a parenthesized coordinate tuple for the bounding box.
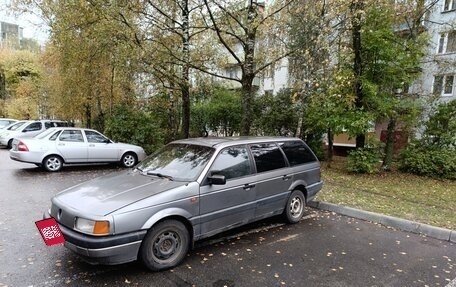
(140, 220, 190, 271)
(120, 152, 137, 168)
(284, 190, 306, 224)
(42, 155, 64, 172)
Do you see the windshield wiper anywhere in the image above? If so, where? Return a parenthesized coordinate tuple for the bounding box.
(146, 172, 174, 181)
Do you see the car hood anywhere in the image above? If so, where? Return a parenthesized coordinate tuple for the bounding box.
(53, 170, 187, 216)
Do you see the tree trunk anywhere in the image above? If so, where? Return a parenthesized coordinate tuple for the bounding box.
(240, 2, 257, 136)
(295, 116, 303, 138)
(382, 118, 396, 171)
(180, 0, 190, 139)
(352, 0, 365, 149)
(327, 128, 334, 163)
(85, 104, 91, 128)
(240, 76, 254, 136)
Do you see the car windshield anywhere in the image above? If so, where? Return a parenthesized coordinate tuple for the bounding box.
(136, 143, 214, 181)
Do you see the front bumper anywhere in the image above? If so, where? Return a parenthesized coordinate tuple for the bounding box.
(44, 211, 147, 265)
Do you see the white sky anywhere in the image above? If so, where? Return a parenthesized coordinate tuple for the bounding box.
(0, 0, 49, 44)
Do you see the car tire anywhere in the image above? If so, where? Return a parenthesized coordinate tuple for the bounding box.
(7, 139, 13, 149)
(284, 190, 306, 224)
(120, 152, 137, 168)
(42, 155, 64, 172)
(140, 220, 190, 271)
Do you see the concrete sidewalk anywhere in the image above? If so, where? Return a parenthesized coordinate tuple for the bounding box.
(308, 200, 456, 243)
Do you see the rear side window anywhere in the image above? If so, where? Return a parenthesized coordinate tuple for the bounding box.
(210, 146, 252, 180)
(250, 143, 287, 173)
(23, 122, 42, 132)
(279, 141, 317, 166)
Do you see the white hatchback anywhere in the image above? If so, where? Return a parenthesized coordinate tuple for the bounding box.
(9, 127, 147, 172)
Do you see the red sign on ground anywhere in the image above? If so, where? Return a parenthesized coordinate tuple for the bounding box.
(35, 218, 66, 246)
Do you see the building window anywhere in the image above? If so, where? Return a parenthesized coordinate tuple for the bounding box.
(265, 63, 275, 78)
(437, 31, 456, 53)
(443, 0, 456, 11)
(433, 75, 454, 96)
(226, 67, 237, 79)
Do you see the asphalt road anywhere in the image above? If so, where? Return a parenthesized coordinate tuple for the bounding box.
(0, 149, 455, 287)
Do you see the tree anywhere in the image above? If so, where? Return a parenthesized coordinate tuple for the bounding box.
(107, 0, 209, 139)
(359, 0, 428, 169)
(253, 89, 299, 136)
(14, 0, 142, 127)
(191, 87, 242, 136)
(0, 48, 44, 118)
(202, 0, 296, 135)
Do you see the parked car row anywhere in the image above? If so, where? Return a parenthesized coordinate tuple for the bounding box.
(1, 118, 147, 172)
(0, 119, 71, 149)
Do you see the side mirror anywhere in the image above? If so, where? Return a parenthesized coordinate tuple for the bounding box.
(208, 173, 226, 185)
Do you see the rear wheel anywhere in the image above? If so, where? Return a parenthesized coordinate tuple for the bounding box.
(120, 152, 137, 168)
(42, 155, 64, 172)
(7, 139, 13, 149)
(140, 220, 190, 271)
(284, 190, 306, 223)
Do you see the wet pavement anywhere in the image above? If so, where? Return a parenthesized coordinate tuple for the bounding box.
(0, 149, 455, 287)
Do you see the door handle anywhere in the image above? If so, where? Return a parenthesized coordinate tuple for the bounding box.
(58, 143, 65, 146)
(282, 175, 291, 181)
(243, 184, 256, 190)
(89, 144, 95, 147)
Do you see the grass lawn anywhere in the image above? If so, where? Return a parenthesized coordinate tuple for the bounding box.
(315, 156, 456, 230)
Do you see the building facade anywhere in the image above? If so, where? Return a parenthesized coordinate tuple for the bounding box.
(409, 0, 456, 104)
(0, 21, 23, 46)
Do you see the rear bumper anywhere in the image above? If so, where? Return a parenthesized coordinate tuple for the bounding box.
(10, 151, 43, 164)
(306, 181, 323, 202)
(44, 211, 147, 265)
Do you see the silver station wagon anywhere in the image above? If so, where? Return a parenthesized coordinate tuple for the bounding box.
(45, 137, 323, 271)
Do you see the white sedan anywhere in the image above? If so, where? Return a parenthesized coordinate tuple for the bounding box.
(10, 127, 147, 172)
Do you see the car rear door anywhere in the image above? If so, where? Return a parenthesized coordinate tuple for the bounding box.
(199, 145, 257, 238)
(84, 130, 118, 162)
(55, 129, 88, 163)
(250, 142, 292, 219)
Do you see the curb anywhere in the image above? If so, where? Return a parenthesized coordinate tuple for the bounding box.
(308, 201, 456, 243)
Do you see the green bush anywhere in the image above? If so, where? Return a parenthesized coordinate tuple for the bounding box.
(399, 100, 456, 179)
(347, 144, 383, 174)
(104, 106, 163, 154)
(399, 143, 456, 180)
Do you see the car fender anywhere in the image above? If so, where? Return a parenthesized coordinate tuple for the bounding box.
(289, 179, 309, 194)
(140, 207, 193, 230)
(40, 150, 66, 163)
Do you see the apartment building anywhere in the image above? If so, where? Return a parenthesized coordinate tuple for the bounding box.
(409, 0, 456, 104)
(0, 21, 23, 45)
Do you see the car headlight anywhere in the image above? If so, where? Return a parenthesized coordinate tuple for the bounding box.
(75, 218, 110, 236)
